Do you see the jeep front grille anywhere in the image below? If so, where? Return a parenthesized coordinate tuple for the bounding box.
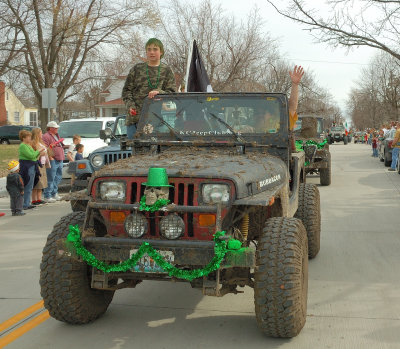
(104, 152, 131, 165)
(131, 179, 195, 237)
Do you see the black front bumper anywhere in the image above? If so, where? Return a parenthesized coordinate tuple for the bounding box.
(61, 236, 255, 269)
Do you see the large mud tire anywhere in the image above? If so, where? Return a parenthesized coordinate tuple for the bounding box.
(40, 212, 114, 324)
(294, 184, 321, 259)
(319, 153, 331, 186)
(254, 217, 308, 338)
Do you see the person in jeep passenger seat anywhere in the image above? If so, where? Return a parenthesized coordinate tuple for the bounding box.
(42, 121, 66, 202)
(122, 38, 177, 139)
(287, 66, 304, 151)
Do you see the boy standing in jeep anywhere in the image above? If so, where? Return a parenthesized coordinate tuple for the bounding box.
(122, 38, 177, 139)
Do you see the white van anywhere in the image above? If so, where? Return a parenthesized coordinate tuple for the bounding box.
(58, 117, 116, 178)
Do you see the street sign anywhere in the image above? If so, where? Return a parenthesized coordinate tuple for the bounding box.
(42, 88, 57, 109)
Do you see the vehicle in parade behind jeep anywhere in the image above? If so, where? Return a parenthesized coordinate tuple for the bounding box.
(353, 131, 366, 143)
(328, 125, 348, 144)
(40, 93, 321, 338)
(294, 115, 331, 186)
(67, 115, 131, 211)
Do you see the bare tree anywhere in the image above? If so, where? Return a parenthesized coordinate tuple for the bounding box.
(347, 51, 400, 128)
(157, 0, 280, 91)
(267, 0, 400, 61)
(1, 0, 157, 127)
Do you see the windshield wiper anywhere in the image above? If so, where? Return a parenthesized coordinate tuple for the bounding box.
(150, 112, 183, 141)
(208, 112, 246, 143)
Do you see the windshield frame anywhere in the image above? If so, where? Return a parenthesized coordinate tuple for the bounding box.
(135, 93, 289, 145)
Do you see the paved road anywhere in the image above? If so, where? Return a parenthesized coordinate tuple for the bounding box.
(1, 143, 400, 349)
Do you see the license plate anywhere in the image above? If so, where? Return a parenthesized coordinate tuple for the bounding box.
(129, 249, 174, 273)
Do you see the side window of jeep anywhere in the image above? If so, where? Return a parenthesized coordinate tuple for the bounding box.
(115, 118, 127, 136)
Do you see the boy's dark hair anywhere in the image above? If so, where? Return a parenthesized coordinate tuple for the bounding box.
(145, 38, 164, 58)
(75, 143, 84, 152)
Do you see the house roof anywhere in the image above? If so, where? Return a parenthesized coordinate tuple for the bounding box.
(96, 98, 125, 107)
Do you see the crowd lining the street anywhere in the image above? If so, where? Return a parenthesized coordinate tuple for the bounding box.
(357, 121, 400, 171)
(5, 121, 83, 216)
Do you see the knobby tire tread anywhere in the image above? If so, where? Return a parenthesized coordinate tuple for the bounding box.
(40, 212, 114, 324)
(254, 217, 308, 338)
(294, 184, 321, 259)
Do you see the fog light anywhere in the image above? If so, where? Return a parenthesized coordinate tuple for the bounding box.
(124, 213, 148, 238)
(160, 214, 185, 239)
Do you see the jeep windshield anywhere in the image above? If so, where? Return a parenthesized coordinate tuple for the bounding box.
(59, 121, 104, 138)
(331, 127, 344, 132)
(136, 94, 288, 142)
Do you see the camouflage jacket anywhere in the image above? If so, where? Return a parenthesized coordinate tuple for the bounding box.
(122, 62, 176, 125)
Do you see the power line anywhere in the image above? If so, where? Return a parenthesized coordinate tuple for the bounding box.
(286, 57, 369, 66)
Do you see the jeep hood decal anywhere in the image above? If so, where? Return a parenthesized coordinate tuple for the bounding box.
(95, 148, 288, 199)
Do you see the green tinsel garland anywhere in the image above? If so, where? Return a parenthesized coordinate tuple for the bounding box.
(139, 196, 170, 212)
(66, 225, 242, 281)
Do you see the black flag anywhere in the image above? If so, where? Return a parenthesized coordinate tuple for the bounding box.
(186, 40, 213, 92)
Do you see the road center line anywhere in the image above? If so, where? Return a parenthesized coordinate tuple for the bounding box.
(0, 301, 44, 333)
(0, 311, 50, 348)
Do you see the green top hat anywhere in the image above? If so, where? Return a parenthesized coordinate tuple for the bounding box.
(142, 167, 173, 187)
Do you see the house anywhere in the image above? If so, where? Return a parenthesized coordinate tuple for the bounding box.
(95, 66, 181, 118)
(0, 81, 39, 126)
(96, 76, 127, 118)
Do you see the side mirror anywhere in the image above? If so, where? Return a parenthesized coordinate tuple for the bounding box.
(100, 127, 112, 140)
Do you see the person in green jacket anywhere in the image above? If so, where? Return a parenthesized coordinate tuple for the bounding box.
(18, 130, 46, 210)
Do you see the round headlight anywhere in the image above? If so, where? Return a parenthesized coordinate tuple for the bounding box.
(160, 214, 185, 240)
(91, 154, 104, 168)
(124, 213, 148, 238)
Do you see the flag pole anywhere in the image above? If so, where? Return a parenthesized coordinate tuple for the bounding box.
(184, 39, 194, 92)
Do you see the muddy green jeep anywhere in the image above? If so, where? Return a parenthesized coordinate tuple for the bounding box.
(40, 93, 321, 338)
(295, 115, 331, 186)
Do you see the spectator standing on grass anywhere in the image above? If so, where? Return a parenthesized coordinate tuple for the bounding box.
(31, 128, 49, 205)
(42, 121, 66, 202)
(67, 134, 81, 186)
(388, 126, 400, 171)
(6, 160, 25, 216)
(18, 130, 45, 210)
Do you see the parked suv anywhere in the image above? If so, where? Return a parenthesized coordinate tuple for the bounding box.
(40, 93, 321, 338)
(67, 115, 131, 211)
(58, 117, 116, 179)
(379, 128, 396, 166)
(0, 125, 34, 144)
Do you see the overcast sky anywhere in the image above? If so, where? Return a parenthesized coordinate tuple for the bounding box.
(223, 0, 377, 118)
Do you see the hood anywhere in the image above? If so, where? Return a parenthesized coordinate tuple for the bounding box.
(95, 148, 288, 199)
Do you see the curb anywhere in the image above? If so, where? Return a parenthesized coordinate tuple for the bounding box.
(0, 177, 8, 198)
